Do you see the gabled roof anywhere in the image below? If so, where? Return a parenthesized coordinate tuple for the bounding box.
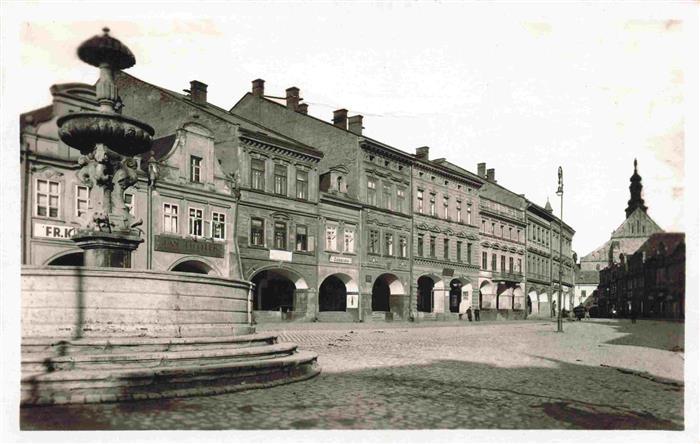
(635, 232, 685, 257)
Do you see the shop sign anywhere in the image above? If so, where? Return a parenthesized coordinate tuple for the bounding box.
(330, 255, 352, 264)
(34, 223, 75, 239)
(346, 293, 359, 309)
(154, 235, 224, 258)
(269, 249, 292, 262)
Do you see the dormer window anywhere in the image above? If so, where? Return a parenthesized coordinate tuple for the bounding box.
(190, 156, 202, 183)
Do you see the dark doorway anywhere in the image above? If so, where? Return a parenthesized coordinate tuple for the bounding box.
(417, 276, 434, 312)
(172, 260, 212, 274)
(449, 279, 462, 313)
(47, 252, 84, 266)
(319, 275, 347, 311)
(372, 278, 391, 311)
(527, 296, 533, 314)
(252, 270, 295, 311)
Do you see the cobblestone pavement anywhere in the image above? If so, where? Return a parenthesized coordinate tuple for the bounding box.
(20, 319, 684, 430)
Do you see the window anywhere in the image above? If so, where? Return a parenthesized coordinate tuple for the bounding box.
(501, 255, 506, 272)
(189, 208, 204, 237)
(369, 230, 379, 254)
(124, 192, 135, 216)
(443, 238, 449, 260)
(500, 225, 504, 238)
(326, 225, 337, 251)
(429, 194, 436, 216)
(296, 170, 309, 200)
(296, 225, 308, 251)
(457, 241, 462, 262)
(212, 212, 225, 240)
(509, 257, 514, 273)
(443, 196, 449, 219)
(467, 204, 472, 225)
(250, 217, 264, 246)
(383, 184, 392, 210)
(482, 252, 488, 269)
(36, 179, 60, 218)
(163, 203, 178, 233)
(417, 234, 424, 256)
(517, 258, 522, 273)
(509, 227, 513, 240)
(251, 158, 265, 191)
(517, 229, 521, 243)
(491, 222, 495, 234)
(367, 177, 377, 206)
(417, 190, 424, 213)
(492, 253, 497, 271)
(456, 201, 462, 223)
(482, 220, 486, 232)
(190, 156, 202, 182)
(581, 290, 587, 299)
(397, 189, 405, 213)
(274, 164, 287, 196)
(274, 221, 287, 250)
(429, 236, 436, 257)
(344, 228, 355, 253)
(399, 236, 408, 258)
(75, 185, 90, 217)
(385, 233, 394, 256)
(467, 243, 472, 264)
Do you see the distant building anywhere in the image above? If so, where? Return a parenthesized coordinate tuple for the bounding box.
(577, 159, 663, 309)
(598, 233, 684, 319)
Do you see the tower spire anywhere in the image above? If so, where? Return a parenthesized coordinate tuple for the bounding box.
(625, 158, 647, 218)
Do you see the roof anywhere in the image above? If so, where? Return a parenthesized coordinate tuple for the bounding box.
(576, 269, 600, 285)
(635, 232, 685, 257)
(20, 105, 53, 132)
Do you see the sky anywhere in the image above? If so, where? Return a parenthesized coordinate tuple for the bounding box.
(3, 1, 697, 258)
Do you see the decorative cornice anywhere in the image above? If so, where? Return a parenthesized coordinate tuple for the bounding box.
(240, 135, 321, 163)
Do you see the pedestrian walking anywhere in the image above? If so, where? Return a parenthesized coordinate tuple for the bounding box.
(466, 307, 473, 322)
(631, 309, 637, 324)
(474, 308, 480, 321)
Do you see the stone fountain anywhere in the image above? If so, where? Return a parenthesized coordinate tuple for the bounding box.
(20, 29, 319, 406)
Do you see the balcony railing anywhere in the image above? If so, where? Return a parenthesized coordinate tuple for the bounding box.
(492, 271, 524, 282)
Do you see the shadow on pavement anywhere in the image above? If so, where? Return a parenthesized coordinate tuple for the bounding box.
(601, 319, 684, 351)
(20, 356, 683, 431)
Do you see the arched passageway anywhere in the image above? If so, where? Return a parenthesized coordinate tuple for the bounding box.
(372, 273, 403, 312)
(319, 275, 347, 311)
(252, 270, 296, 311)
(47, 252, 84, 266)
(171, 260, 214, 275)
(417, 276, 435, 312)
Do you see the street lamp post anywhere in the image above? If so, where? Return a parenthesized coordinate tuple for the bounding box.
(556, 166, 564, 333)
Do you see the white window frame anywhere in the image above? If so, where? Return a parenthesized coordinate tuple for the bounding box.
(417, 189, 424, 214)
(75, 185, 90, 218)
(163, 203, 179, 234)
(188, 206, 204, 237)
(35, 178, 61, 219)
(343, 227, 355, 253)
(325, 224, 338, 251)
(124, 192, 136, 216)
(296, 224, 308, 251)
(456, 200, 462, 223)
(190, 155, 202, 183)
(212, 211, 226, 241)
(250, 217, 265, 246)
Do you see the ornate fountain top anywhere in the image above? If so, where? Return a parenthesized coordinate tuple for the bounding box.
(77, 27, 136, 70)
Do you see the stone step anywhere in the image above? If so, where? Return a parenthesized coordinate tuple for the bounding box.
(21, 333, 278, 355)
(21, 350, 320, 406)
(22, 342, 298, 373)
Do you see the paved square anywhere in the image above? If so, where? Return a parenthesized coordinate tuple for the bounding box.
(20, 319, 684, 430)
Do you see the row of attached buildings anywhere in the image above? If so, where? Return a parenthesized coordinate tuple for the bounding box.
(21, 73, 577, 323)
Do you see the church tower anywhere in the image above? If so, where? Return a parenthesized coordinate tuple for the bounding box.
(625, 158, 648, 218)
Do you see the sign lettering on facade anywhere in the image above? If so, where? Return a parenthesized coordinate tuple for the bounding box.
(154, 235, 225, 258)
(346, 293, 359, 309)
(329, 255, 352, 264)
(269, 249, 293, 262)
(34, 223, 75, 239)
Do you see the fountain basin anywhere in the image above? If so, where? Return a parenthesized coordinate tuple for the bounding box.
(57, 112, 154, 156)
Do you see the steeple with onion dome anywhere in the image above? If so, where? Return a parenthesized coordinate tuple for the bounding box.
(625, 158, 648, 218)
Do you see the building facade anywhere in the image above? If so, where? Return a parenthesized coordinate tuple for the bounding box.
(21, 73, 578, 323)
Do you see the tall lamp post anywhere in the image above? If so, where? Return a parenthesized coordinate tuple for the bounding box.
(556, 166, 564, 333)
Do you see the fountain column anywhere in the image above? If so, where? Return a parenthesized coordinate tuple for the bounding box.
(57, 28, 154, 268)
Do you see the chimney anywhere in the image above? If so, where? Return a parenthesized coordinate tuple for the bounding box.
(348, 115, 363, 135)
(487, 168, 496, 182)
(297, 103, 308, 115)
(286, 87, 300, 110)
(415, 146, 430, 160)
(190, 80, 208, 104)
(252, 78, 265, 97)
(333, 109, 348, 129)
(477, 162, 486, 178)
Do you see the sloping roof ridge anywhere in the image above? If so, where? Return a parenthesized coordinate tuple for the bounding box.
(119, 72, 312, 149)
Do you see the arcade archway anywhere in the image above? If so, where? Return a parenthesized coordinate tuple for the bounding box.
(372, 273, 404, 312)
(417, 275, 439, 312)
(319, 275, 348, 311)
(46, 251, 84, 266)
(171, 259, 215, 275)
(251, 268, 307, 312)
